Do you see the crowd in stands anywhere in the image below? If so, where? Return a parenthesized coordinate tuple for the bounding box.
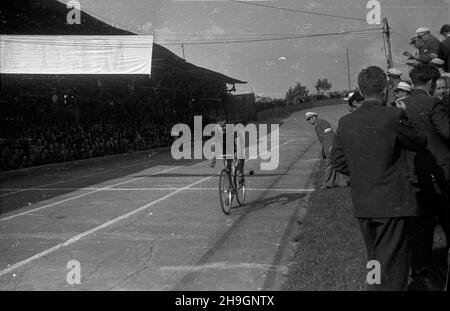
(0, 87, 179, 171)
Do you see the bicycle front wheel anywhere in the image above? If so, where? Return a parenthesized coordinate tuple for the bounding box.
(219, 169, 233, 215)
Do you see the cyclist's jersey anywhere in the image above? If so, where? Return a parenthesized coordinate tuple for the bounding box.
(215, 124, 244, 159)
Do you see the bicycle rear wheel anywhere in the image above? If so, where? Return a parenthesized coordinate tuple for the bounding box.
(234, 167, 245, 206)
(219, 169, 233, 215)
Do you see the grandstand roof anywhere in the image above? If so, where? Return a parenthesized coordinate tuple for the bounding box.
(0, 0, 246, 85)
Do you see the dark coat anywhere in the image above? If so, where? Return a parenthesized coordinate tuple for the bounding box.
(314, 118, 334, 157)
(418, 35, 441, 63)
(439, 36, 450, 72)
(331, 100, 427, 218)
(402, 89, 450, 182)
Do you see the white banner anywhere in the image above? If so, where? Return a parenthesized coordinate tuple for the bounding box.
(0, 35, 153, 75)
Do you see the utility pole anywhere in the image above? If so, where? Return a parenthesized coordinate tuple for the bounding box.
(383, 18, 393, 69)
(346, 48, 351, 90)
(181, 43, 185, 59)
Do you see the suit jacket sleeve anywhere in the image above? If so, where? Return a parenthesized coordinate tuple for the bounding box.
(417, 39, 440, 63)
(429, 100, 450, 141)
(396, 108, 427, 151)
(330, 125, 349, 176)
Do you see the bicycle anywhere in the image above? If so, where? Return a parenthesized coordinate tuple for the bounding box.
(212, 154, 247, 215)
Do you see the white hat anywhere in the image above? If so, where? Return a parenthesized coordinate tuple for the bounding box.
(416, 27, 430, 35)
(343, 92, 354, 101)
(430, 58, 445, 67)
(395, 82, 412, 93)
(305, 112, 318, 119)
(387, 68, 402, 77)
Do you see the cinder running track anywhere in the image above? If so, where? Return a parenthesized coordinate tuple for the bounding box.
(0, 105, 347, 290)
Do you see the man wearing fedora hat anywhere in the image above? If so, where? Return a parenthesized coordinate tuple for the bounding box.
(392, 81, 412, 108)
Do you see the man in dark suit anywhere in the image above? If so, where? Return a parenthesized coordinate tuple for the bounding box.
(401, 64, 450, 286)
(439, 24, 450, 72)
(331, 66, 427, 290)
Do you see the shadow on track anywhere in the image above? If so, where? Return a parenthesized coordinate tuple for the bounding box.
(229, 193, 307, 215)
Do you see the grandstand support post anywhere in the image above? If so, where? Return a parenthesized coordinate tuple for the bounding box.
(383, 18, 394, 69)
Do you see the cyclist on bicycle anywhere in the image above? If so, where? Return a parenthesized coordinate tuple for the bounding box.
(210, 119, 245, 185)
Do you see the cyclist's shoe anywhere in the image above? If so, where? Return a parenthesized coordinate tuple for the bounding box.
(210, 158, 216, 168)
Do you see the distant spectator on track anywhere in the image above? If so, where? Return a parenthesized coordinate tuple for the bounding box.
(305, 112, 348, 189)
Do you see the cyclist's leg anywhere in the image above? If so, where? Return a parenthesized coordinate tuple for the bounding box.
(237, 159, 245, 185)
(226, 159, 234, 189)
(226, 159, 232, 172)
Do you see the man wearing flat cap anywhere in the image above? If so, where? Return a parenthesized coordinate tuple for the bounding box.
(439, 24, 450, 72)
(406, 27, 441, 66)
(305, 112, 347, 189)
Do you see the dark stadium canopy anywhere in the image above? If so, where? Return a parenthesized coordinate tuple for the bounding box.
(0, 0, 246, 85)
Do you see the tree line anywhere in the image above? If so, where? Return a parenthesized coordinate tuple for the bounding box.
(256, 78, 346, 111)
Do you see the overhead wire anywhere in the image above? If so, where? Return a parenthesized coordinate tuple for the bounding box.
(156, 28, 383, 46)
(228, 0, 368, 22)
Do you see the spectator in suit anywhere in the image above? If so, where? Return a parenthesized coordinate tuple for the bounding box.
(405, 28, 441, 66)
(331, 66, 427, 290)
(306, 112, 348, 189)
(439, 24, 450, 73)
(392, 82, 412, 109)
(400, 64, 450, 288)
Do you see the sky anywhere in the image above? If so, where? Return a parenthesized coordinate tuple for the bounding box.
(67, 0, 449, 98)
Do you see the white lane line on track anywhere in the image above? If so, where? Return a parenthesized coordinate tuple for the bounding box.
(0, 187, 315, 192)
(0, 164, 193, 222)
(0, 157, 160, 198)
(0, 174, 213, 278)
